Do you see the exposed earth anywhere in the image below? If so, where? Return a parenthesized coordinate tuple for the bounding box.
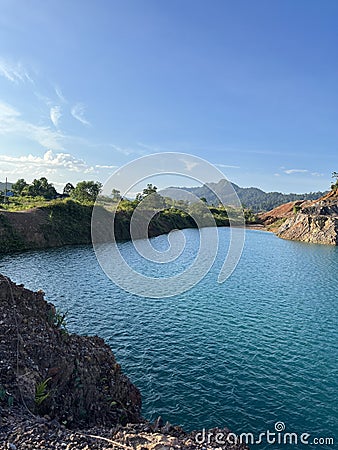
(258, 189, 338, 245)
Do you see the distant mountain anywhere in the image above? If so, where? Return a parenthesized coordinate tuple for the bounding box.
(164, 179, 326, 212)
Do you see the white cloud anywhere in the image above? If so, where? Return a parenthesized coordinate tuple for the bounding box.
(0, 100, 63, 150)
(0, 58, 32, 84)
(71, 103, 91, 126)
(110, 144, 146, 156)
(54, 86, 67, 103)
(0, 150, 119, 184)
(33, 91, 53, 107)
(136, 142, 162, 152)
(284, 169, 309, 175)
(0, 102, 20, 117)
(215, 163, 240, 169)
(0, 150, 92, 172)
(279, 169, 324, 177)
(50, 106, 62, 128)
(95, 164, 118, 169)
(311, 172, 324, 177)
(179, 158, 199, 172)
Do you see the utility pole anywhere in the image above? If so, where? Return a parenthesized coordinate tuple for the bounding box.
(4, 177, 7, 204)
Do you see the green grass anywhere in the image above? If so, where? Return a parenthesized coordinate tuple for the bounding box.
(35, 377, 52, 406)
(0, 195, 52, 211)
(266, 217, 287, 231)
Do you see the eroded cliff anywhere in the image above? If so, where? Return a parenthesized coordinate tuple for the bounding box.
(0, 200, 197, 254)
(275, 190, 338, 245)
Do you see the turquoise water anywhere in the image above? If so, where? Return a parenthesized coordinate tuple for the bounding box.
(1, 228, 337, 448)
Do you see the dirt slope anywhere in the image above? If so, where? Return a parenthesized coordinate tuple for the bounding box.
(259, 190, 338, 245)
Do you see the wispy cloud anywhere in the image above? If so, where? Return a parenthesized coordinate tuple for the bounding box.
(0, 100, 63, 150)
(136, 142, 163, 152)
(0, 59, 94, 147)
(284, 169, 309, 175)
(280, 169, 324, 177)
(215, 163, 240, 169)
(0, 102, 20, 117)
(95, 164, 118, 169)
(109, 144, 146, 156)
(0, 58, 33, 84)
(71, 103, 91, 126)
(50, 106, 62, 128)
(54, 86, 67, 103)
(310, 172, 324, 177)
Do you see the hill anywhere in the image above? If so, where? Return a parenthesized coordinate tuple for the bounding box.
(167, 179, 325, 212)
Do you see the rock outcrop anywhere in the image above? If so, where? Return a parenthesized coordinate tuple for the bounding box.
(0, 275, 248, 449)
(0, 275, 142, 428)
(258, 200, 310, 229)
(275, 190, 338, 245)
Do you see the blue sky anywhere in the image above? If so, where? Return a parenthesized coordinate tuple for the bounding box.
(0, 0, 337, 193)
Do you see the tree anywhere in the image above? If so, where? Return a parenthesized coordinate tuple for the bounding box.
(25, 177, 57, 199)
(12, 178, 28, 196)
(141, 192, 166, 209)
(71, 181, 102, 203)
(331, 172, 338, 190)
(111, 188, 122, 202)
(136, 183, 167, 209)
(142, 183, 157, 196)
(63, 182, 75, 196)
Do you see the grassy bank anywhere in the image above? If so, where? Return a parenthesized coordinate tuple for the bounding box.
(0, 198, 256, 254)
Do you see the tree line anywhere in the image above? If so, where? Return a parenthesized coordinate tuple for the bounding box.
(6, 177, 171, 208)
(9, 178, 103, 203)
(3, 171, 337, 210)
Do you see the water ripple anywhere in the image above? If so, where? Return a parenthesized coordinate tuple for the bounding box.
(0, 228, 337, 449)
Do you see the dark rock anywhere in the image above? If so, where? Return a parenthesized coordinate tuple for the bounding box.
(163, 421, 173, 433)
(153, 415, 164, 431)
(0, 275, 141, 428)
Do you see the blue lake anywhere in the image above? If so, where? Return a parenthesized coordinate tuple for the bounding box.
(1, 228, 337, 449)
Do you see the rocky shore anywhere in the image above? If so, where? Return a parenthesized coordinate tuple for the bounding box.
(0, 275, 248, 449)
(2, 407, 249, 450)
(276, 190, 338, 245)
(258, 189, 338, 245)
